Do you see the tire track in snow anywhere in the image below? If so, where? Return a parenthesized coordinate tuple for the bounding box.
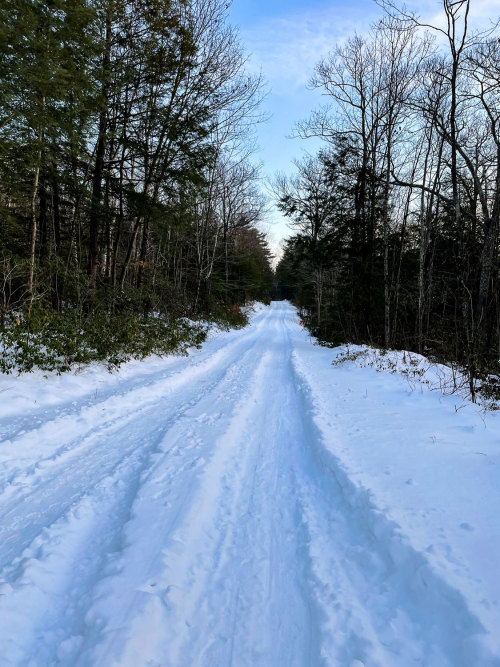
(0, 309, 273, 569)
(0, 308, 271, 496)
(72, 320, 285, 666)
(0, 310, 275, 664)
(154, 312, 320, 667)
(287, 311, 498, 667)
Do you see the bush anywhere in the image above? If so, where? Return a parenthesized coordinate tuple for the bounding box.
(207, 303, 248, 330)
(0, 307, 207, 374)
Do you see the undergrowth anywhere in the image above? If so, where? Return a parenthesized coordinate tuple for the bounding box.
(0, 307, 228, 374)
(0, 298, 252, 374)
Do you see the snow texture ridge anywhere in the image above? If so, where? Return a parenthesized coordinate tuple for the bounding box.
(0, 302, 499, 666)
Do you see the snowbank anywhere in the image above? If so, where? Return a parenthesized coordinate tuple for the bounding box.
(291, 322, 500, 661)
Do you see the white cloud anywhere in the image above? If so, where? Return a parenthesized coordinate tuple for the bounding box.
(416, 0, 499, 29)
(241, 0, 500, 98)
(241, 5, 378, 93)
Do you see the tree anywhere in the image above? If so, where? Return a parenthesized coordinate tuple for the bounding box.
(278, 0, 500, 396)
(0, 0, 272, 371)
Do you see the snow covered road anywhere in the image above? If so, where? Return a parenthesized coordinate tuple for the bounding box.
(0, 302, 499, 666)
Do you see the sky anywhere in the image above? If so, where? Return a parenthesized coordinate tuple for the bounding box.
(228, 0, 382, 258)
(227, 0, 500, 261)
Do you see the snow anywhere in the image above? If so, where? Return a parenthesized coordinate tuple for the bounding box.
(0, 301, 499, 666)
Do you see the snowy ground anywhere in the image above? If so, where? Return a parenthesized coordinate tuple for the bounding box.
(0, 301, 499, 666)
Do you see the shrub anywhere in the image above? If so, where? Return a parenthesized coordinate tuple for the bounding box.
(0, 307, 207, 374)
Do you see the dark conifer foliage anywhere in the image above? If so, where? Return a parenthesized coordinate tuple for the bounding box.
(275, 1, 500, 394)
(0, 0, 272, 370)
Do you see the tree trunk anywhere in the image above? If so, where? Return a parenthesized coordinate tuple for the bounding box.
(28, 124, 44, 309)
(88, 7, 112, 288)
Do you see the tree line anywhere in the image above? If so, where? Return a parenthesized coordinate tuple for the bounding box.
(275, 0, 500, 396)
(0, 0, 273, 370)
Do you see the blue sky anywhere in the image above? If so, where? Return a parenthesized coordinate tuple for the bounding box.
(228, 0, 500, 258)
(228, 0, 381, 255)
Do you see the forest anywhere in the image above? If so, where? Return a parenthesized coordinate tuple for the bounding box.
(1, 0, 499, 394)
(0, 0, 272, 371)
(275, 0, 500, 398)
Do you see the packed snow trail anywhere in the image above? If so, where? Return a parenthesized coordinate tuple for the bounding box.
(0, 303, 499, 666)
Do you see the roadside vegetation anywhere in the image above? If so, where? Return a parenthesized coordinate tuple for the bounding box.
(275, 0, 500, 403)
